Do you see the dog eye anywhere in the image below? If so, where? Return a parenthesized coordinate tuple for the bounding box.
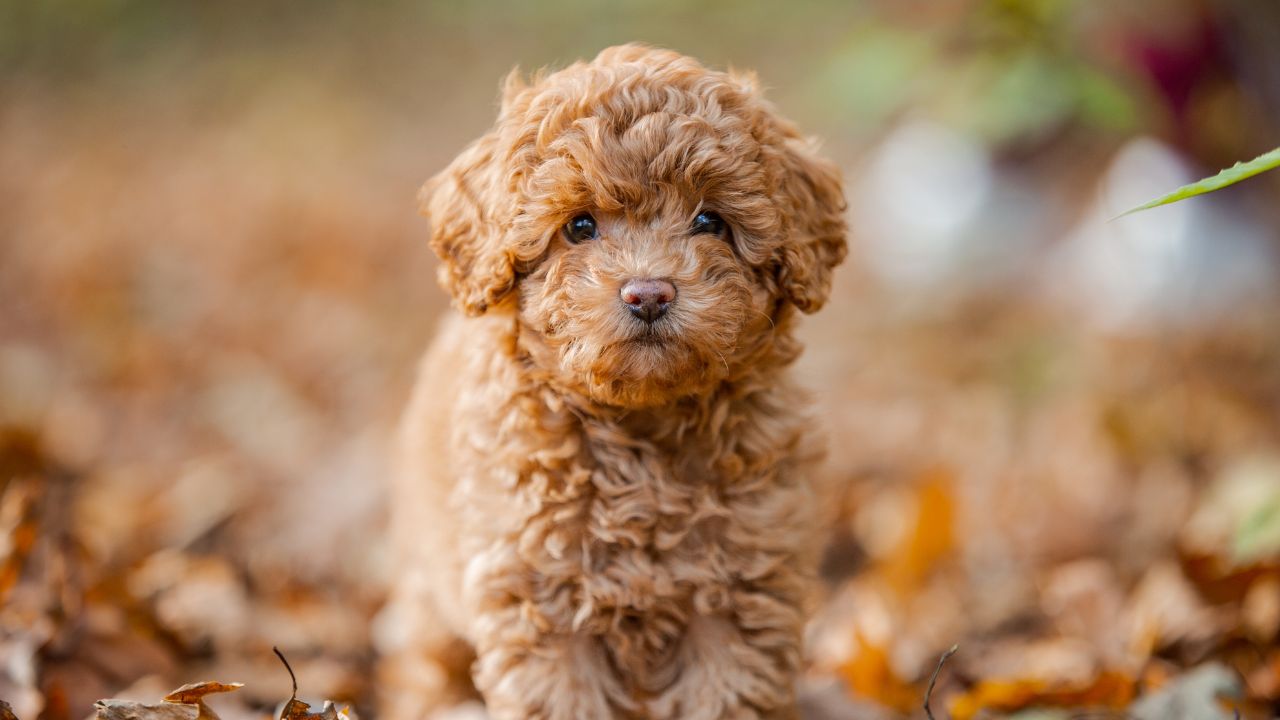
(563, 214, 598, 244)
(691, 211, 727, 237)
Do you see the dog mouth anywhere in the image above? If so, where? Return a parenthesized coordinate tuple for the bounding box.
(597, 329, 688, 372)
(614, 318, 675, 345)
(574, 326, 735, 407)
(624, 329, 668, 347)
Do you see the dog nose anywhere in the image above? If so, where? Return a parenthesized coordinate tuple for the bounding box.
(620, 278, 676, 323)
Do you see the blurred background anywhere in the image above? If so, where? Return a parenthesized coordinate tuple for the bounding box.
(3, 1, 1280, 718)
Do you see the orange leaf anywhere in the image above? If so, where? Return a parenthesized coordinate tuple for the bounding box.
(882, 468, 956, 596)
(839, 637, 919, 713)
(949, 671, 1135, 720)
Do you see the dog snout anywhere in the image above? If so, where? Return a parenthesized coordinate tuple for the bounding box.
(620, 278, 676, 323)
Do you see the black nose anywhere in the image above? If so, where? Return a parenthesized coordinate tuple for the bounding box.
(620, 278, 676, 323)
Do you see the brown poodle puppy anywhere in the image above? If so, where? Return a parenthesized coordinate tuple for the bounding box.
(379, 44, 847, 720)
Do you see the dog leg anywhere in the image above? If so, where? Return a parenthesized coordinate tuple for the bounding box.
(648, 598, 804, 720)
(472, 623, 637, 720)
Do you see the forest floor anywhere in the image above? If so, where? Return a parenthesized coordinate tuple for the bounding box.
(3, 39, 1280, 720)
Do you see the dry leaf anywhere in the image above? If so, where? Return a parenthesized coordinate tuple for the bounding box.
(273, 647, 351, 720)
(1242, 650, 1280, 702)
(1241, 576, 1280, 643)
(95, 680, 243, 720)
(1125, 561, 1220, 660)
(279, 697, 349, 720)
(838, 636, 919, 713)
(93, 700, 196, 720)
(948, 670, 1135, 720)
(162, 681, 246, 705)
(881, 468, 955, 597)
(166, 681, 244, 720)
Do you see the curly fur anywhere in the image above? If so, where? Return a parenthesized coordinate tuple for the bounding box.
(379, 45, 848, 720)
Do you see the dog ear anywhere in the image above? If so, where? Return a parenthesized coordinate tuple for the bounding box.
(421, 73, 531, 316)
(772, 138, 848, 314)
(420, 131, 516, 316)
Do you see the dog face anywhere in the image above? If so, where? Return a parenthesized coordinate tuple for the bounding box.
(424, 45, 846, 407)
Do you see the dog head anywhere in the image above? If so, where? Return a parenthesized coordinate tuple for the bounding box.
(424, 44, 846, 407)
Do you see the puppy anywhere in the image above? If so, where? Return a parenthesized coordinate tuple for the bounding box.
(380, 44, 847, 720)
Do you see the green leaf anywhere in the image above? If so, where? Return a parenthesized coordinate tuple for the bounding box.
(1118, 146, 1280, 218)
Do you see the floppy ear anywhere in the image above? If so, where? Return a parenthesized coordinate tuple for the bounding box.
(772, 138, 848, 314)
(421, 70, 537, 316)
(421, 128, 517, 316)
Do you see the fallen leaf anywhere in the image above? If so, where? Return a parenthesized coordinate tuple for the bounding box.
(162, 681, 246, 705)
(881, 468, 955, 597)
(838, 635, 919, 713)
(1125, 561, 1221, 660)
(948, 670, 1135, 720)
(95, 679, 243, 720)
(166, 682, 245, 720)
(273, 647, 352, 720)
(93, 700, 196, 720)
(1241, 576, 1280, 643)
(1243, 650, 1280, 701)
(1040, 559, 1126, 663)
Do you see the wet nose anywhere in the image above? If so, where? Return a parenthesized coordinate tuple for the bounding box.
(620, 278, 676, 323)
